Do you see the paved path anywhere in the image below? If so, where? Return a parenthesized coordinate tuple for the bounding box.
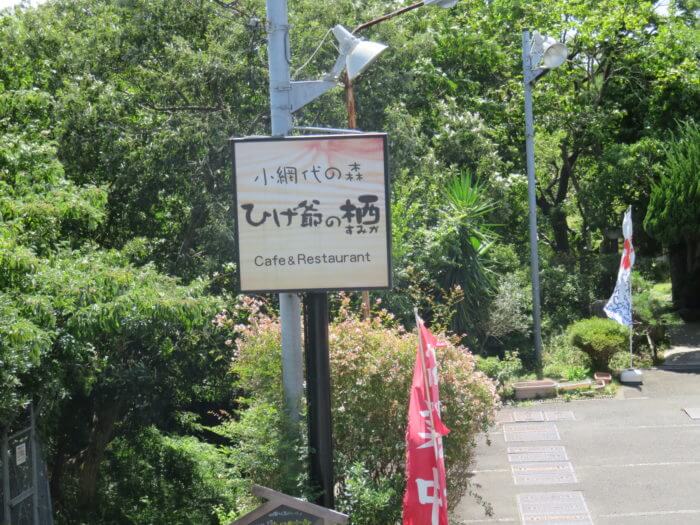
(455, 324, 700, 524)
(663, 322, 700, 369)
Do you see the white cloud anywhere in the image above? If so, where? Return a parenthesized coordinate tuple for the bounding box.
(0, 0, 47, 11)
(654, 0, 671, 16)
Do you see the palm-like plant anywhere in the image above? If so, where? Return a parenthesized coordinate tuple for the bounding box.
(427, 173, 497, 339)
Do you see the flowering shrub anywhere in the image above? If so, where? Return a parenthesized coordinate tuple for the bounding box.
(227, 295, 499, 522)
(330, 297, 499, 512)
(214, 297, 306, 504)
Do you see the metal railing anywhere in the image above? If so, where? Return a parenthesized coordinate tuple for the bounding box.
(1, 403, 53, 525)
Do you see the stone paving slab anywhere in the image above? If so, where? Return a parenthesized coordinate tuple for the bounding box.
(545, 411, 576, 421)
(514, 410, 545, 422)
(683, 407, 700, 419)
(521, 516, 593, 524)
(503, 423, 560, 442)
(517, 491, 592, 524)
(508, 446, 568, 463)
(511, 461, 577, 485)
(457, 370, 700, 525)
(496, 413, 514, 424)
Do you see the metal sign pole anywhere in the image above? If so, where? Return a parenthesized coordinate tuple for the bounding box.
(629, 206, 634, 370)
(304, 293, 334, 508)
(265, 0, 333, 499)
(629, 279, 634, 369)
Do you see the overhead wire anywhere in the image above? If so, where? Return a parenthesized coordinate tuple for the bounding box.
(292, 28, 333, 79)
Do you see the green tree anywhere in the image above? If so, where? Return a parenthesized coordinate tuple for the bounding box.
(2, 0, 699, 520)
(0, 25, 235, 518)
(0, 0, 270, 281)
(644, 121, 700, 310)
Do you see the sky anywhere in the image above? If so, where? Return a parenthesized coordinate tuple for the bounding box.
(0, 0, 675, 13)
(0, 0, 45, 10)
(0, 0, 674, 22)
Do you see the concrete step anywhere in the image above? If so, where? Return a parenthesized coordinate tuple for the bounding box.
(655, 364, 700, 372)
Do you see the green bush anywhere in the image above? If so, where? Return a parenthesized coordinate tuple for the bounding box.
(609, 350, 655, 373)
(336, 463, 398, 525)
(214, 401, 304, 500)
(476, 352, 524, 399)
(542, 333, 592, 380)
(228, 296, 499, 522)
(567, 318, 628, 371)
(95, 427, 247, 525)
(221, 300, 307, 501)
(562, 365, 590, 382)
(632, 275, 680, 358)
(476, 352, 523, 385)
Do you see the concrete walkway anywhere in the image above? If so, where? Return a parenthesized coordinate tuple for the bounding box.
(662, 322, 700, 369)
(455, 325, 700, 525)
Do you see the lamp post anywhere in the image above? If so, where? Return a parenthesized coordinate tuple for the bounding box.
(264, 1, 387, 508)
(521, 29, 568, 375)
(266, 2, 387, 423)
(346, 0, 462, 318)
(264, 0, 460, 506)
(266, 0, 304, 428)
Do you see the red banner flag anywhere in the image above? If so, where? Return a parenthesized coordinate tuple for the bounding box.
(403, 313, 450, 525)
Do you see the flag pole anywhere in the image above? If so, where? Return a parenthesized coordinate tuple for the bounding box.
(608, 205, 642, 384)
(629, 289, 634, 370)
(628, 205, 634, 370)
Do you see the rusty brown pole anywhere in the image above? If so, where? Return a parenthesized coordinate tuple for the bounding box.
(347, 1, 425, 320)
(342, 73, 370, 318)
(352, 1, 425, 34)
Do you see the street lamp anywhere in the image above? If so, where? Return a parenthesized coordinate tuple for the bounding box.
(331, 25, 388, 81)
(265, 0, 461, 506)
(267, 0, 388, 422)
(521, 29, 568, 375)
(265, 0, 389, 509)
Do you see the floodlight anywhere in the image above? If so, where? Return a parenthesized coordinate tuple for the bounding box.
(530, 31, 545, 62)
(332, 25, 388, 81)
(542, 39, 568, 69)
(424, 0, 460, 7)
(530, 31, 568, 70)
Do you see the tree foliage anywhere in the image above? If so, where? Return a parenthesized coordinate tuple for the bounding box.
(0, 0, 697, 521)
(644, 120, 700, 245)
(0, 13, 234, 519)
(644, 120, 700, 309)
(567, 317, 629, 371)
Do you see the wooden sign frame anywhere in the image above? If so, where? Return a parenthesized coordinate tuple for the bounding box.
(229, 485, 349, 525)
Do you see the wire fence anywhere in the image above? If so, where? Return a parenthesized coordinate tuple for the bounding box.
(1, 403, 53, 525)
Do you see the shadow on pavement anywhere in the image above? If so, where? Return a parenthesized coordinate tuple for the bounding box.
(668, 322, 700, 347)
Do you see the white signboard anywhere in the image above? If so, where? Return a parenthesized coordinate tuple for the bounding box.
(15, 442, 27, 466)
(232, 134, 391, 292)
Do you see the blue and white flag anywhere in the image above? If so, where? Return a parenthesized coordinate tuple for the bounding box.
(604, 207, 635, 327)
